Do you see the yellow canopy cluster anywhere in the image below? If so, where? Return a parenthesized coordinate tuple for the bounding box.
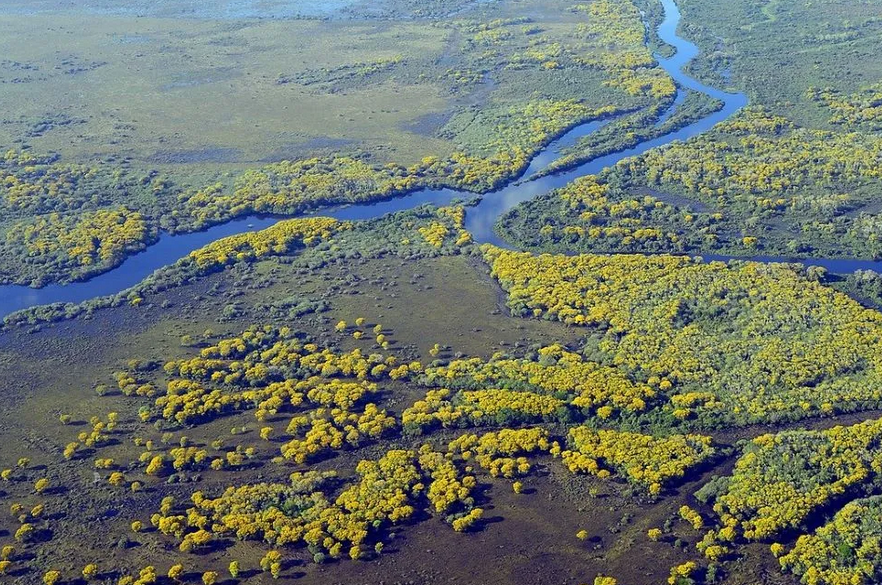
(7, 207, 148, 268)
(712, 418, 882, 541)
(424, 344, 655, 416)
(482, 245, 882, 424)
(448, 428, 553, 478)
(402, 387, 565, 431)
(559, 427, 716, 495)
(808, 84, 882, 130)
(623, 108, 882, 216)
(186, 217, 345, 270)
(149, 449, 480, 560)
(778, 495, 882, 585)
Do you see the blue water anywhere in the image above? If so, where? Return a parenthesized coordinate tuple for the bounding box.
(0, 0, 875, 320)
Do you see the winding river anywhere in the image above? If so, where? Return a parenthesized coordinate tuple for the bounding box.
(0, 0, 878, 319)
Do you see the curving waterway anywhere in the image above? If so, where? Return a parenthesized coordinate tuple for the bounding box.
(0, 0, 878, 319)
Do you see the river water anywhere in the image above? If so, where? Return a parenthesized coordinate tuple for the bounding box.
(0, 0, 877, 319)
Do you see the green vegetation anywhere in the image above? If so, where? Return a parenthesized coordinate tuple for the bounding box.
(501, 108, 882, 259)
(7, 211, 882, 582)
(482, 245, 882, 425)
(0, 214, 724, 583)
(0, 0, 681, 286)
(502, 0, 882, 264)
(678, 0, 882, 129)
(681, 418, 882, 584)
(5, 207, 152, 284)
(537, 90, 724, 177)
(808, 83, 882, 131)
(423, 344, 656, 417)
(778, 495, 882, 585)
(559, 427, 716, 495)
(711, 420, 882, 541)
(0, 150, 163, 285)
(2, 205, 473, 326)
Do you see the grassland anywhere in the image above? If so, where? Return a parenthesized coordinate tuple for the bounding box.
(0, 0, 679, 286)
(678, 0, 882, 128)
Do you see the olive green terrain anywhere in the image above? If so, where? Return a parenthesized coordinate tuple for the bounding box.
(4, 1, 882, 585)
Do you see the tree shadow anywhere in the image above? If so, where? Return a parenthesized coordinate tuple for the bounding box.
(8, 566, 32, 577)
(44, 485, 68, 496)
(33, 528, 54, 543)
(190, 539, 235, 555)
(481, 515, 505, 526)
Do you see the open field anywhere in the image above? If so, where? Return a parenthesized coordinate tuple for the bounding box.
(0, 15, 453, 167)
(0, 0, 678, 286)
